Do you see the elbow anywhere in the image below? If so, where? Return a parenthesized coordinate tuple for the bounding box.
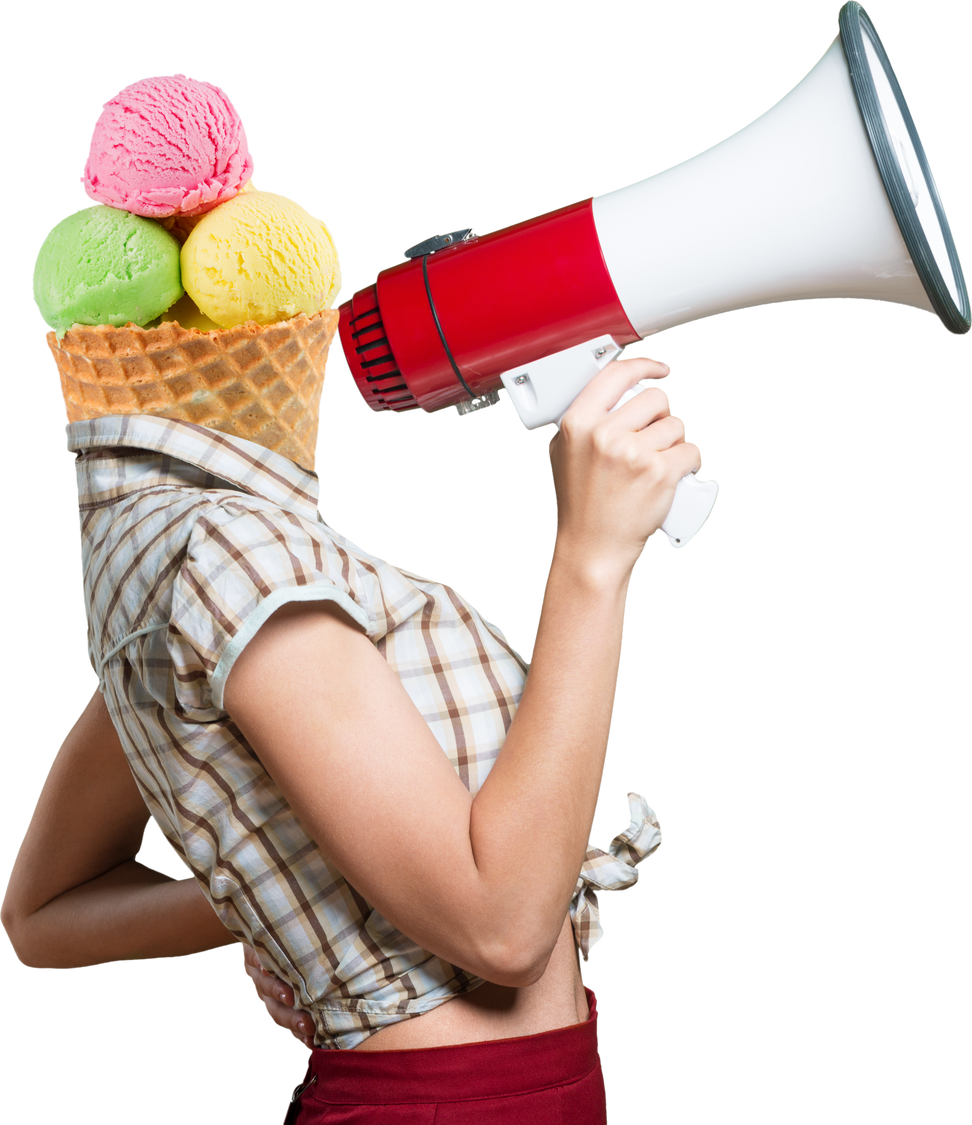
(0, 896, 13, 941)
(452, 893, 571, 986)
(0, 900, 61, 972)
(1, 912, 34, 968)
(491, 960, 549, 990)
(468, 958, 537, 989)
(513, 945, 551, 990)
(471, 928, 557, 989)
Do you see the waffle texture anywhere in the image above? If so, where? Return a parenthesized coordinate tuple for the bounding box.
(49, 309, 338, 470)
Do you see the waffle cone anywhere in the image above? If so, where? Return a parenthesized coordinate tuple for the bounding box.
(49, 309, 339, 471)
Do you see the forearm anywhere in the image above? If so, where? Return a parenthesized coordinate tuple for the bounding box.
(468, 549, 629, 966)
(8, 860, 235, 968)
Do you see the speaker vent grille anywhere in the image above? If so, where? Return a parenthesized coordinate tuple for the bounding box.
(345, 286, 418, 412)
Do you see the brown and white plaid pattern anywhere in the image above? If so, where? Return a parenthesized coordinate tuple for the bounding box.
(69, 414, 659, 1048)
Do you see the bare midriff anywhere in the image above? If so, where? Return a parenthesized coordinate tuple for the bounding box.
(354, 915, 588, 1051)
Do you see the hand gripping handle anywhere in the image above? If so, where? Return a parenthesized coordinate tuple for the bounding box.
(501, 333, 720, 549)
(612, 383, 718, 547)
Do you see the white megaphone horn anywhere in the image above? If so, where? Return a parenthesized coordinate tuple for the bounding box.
(339, 2, 969, 547)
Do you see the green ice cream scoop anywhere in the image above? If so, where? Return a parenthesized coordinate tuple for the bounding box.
(34, 206, 183, 335)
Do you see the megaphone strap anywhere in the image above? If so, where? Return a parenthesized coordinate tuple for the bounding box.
(421, 252, 478, 401)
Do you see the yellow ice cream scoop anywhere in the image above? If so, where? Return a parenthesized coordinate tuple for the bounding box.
(181, 190, 341, 329)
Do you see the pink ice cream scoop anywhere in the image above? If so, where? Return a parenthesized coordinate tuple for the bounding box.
(84, 75, 254, 218)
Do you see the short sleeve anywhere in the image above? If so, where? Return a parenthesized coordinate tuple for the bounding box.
(167, 499, 377, 717)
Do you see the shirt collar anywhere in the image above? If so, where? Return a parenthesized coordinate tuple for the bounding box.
(67, 415, 321, 521)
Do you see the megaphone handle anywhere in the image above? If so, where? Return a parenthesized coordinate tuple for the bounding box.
(531, 375, 720, 546)
(612, 384, 719, 547)
(662, 473, 719, 548)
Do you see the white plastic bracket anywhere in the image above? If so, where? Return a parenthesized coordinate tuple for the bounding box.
(501, 335, 622, 430)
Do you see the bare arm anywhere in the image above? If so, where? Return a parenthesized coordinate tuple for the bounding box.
(224, 576, 617, 988)
(2, 689, 234, 967)
(225, 357, 699, 988)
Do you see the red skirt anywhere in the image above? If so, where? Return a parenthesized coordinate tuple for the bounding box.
(288, 989, 607, 1124)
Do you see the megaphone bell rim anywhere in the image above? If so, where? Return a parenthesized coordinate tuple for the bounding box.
(837, 2, 967, 333)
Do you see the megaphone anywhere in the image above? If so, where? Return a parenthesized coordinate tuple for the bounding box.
(338, 3, 969, 546)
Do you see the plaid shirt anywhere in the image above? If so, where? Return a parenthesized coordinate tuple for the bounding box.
(69, 414, 660, 1049)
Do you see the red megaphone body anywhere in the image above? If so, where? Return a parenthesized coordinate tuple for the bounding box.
(339, 200, 638, 415)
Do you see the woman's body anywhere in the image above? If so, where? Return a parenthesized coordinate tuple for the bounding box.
(2, 690, 603, 1118)
(3, 357, 698, 1113)
(1, 686, 587, 1049)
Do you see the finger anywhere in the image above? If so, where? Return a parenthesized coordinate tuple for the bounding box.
(661, 434, 706, 479)
(258, 972, 297, 1009)
(631, 414, 686, 453)
(243, 947, 297, 1007)
(242, 953, 267, 988)
(603, 389, 679, 436)
(261, 992, 314, 1043)
(567, 357, 670, 419)
(679, 438, 702, 474)
(242, 944, 261, 971)
(241, 945, 311, 1044)
(252, 990, 271, 1026)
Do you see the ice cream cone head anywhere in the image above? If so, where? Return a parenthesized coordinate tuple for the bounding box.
(50, 310, 337, 471)
(40, 75, 341, 472)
